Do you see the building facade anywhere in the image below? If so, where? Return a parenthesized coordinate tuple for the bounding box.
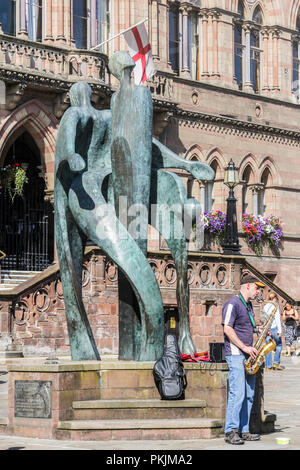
(0, 0, 299, 356)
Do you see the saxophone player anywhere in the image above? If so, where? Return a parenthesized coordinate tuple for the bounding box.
(222, 275, 265, 445)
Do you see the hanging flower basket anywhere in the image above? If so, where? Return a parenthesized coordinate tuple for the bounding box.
(193, 209, 227, 248)
(0, 163, 28, 203)
(241, 213, 283, 256)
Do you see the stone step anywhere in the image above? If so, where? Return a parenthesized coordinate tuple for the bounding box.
(57, 417, 223, 441)
(72, 398, 207, 420)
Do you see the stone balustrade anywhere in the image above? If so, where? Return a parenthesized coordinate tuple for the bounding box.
(0, 33, 110, 87)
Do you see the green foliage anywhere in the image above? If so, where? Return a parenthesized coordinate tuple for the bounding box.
(0, 163, 28, 203)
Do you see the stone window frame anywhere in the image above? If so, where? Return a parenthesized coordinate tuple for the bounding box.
(233, 2, 264, 94)
(26, 0, 43, 42)
(0, 0, 17, 36)
(250, 5, 264, 94)
(72, 0, 111, 51)
(168, 0, 202, 80)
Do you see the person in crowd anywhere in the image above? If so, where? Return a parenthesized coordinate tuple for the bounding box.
(222, 275, 265, 445)
(263, 292, 284, 371)
(282, 303, 299, 356)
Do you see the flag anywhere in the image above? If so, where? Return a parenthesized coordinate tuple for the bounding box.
(123, 21, 156, 86)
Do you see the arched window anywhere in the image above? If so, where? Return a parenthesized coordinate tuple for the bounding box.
(0, 131, 54, 271)
(187, 155, 201, 200)
(242, 165, 254, 214)
(259, 167, 272, 216)
(250, 6, 263, 92)
(169, 6, 201, 79)
(234, 22, 243, 90)
(234, 1, 244, 89)
(95, 0, 110, 53)
(252, 5, 263, 25)
(169, 7, 180, 73)
(0, 0, 16, 36)
(27, 0, 43, 42)
(73, 0, 111, 50)
(188, 12, 200, 80)
(209, 159, 223, 211)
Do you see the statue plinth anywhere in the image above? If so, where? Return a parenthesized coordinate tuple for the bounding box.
(3, 359, 228, 440)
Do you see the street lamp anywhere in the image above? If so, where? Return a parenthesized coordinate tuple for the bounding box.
(222, 159, 241, 255)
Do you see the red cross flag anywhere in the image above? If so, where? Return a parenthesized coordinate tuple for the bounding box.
(123, 21, 156, 86)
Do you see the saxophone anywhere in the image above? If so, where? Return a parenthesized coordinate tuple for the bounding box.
(244, 300, 277, 375)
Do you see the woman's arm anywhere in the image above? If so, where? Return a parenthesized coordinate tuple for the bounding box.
(293, 309, 299, 321)
(282, 310, 287, 322)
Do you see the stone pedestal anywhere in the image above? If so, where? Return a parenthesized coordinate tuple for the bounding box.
(5, 362, 102, 439)
(1, 360, 228, 440)
(250, 368, 277, 434)
(1, 360, 276, 441)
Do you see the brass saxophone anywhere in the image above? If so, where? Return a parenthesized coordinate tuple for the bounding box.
(244, 300, 277, 375)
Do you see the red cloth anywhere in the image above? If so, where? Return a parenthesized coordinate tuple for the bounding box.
(181, 352, 209, 362)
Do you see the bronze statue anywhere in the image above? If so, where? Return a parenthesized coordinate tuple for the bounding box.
(54, 51, 214, 361)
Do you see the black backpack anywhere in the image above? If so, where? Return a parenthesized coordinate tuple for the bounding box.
(153, 334, 187, 400)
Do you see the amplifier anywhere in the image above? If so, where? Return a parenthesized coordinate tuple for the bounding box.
(209, 342, 226, 363)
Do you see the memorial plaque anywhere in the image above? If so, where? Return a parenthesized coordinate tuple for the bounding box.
(14, 381, 52, 418)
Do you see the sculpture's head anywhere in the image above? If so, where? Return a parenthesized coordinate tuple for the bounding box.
(69, 82, 92, 107)
(108, 51, 135, 82)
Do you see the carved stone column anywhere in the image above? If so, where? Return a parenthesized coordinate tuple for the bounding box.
(90, 0, 97, 48)
(178, 7, 183, 73)
(159, 0, 169, 69)
(201, 10, 209, 77)
(56, 0, 66, 42)
(44, 0, 53, 42)
(249, 184, 264, 218)
(211, 10, 220, 78)
(151, 0, 159, 60)
(243, 23, 254, 93)
(63, 0, 74, 45)
(180, 6, 191, 78)
(272, 28, 281, 91)
(261, 27, 270, 91)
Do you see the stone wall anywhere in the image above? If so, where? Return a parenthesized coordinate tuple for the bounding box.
(1, 247, 288, 358)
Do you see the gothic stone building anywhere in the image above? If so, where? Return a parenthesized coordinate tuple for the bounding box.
(0, 0, 299, 357)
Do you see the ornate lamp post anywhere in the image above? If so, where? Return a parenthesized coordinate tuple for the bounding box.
(222, 159, 241, 255)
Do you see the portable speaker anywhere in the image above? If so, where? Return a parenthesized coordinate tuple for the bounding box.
(209, 342, 226, 363)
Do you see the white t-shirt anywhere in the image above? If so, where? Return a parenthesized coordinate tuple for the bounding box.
(262, 302, 282, 334)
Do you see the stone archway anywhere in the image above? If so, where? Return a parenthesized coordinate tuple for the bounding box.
(0, 131, 54, 271)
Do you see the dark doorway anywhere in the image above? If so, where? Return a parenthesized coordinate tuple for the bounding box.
(0, 132, 54, 271)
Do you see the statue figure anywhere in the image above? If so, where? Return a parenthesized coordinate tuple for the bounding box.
(54, 51, 214, 362)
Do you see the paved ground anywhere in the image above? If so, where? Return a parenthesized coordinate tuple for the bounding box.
(0, 354, 299, 451)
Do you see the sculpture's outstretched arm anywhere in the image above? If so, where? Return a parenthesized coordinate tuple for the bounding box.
(68, 171, 164, 361)
(150, 169, 200, 355)
(152, 137, 215, 182)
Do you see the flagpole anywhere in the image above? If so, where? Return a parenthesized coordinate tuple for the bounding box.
(90, 18, 149, 51)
